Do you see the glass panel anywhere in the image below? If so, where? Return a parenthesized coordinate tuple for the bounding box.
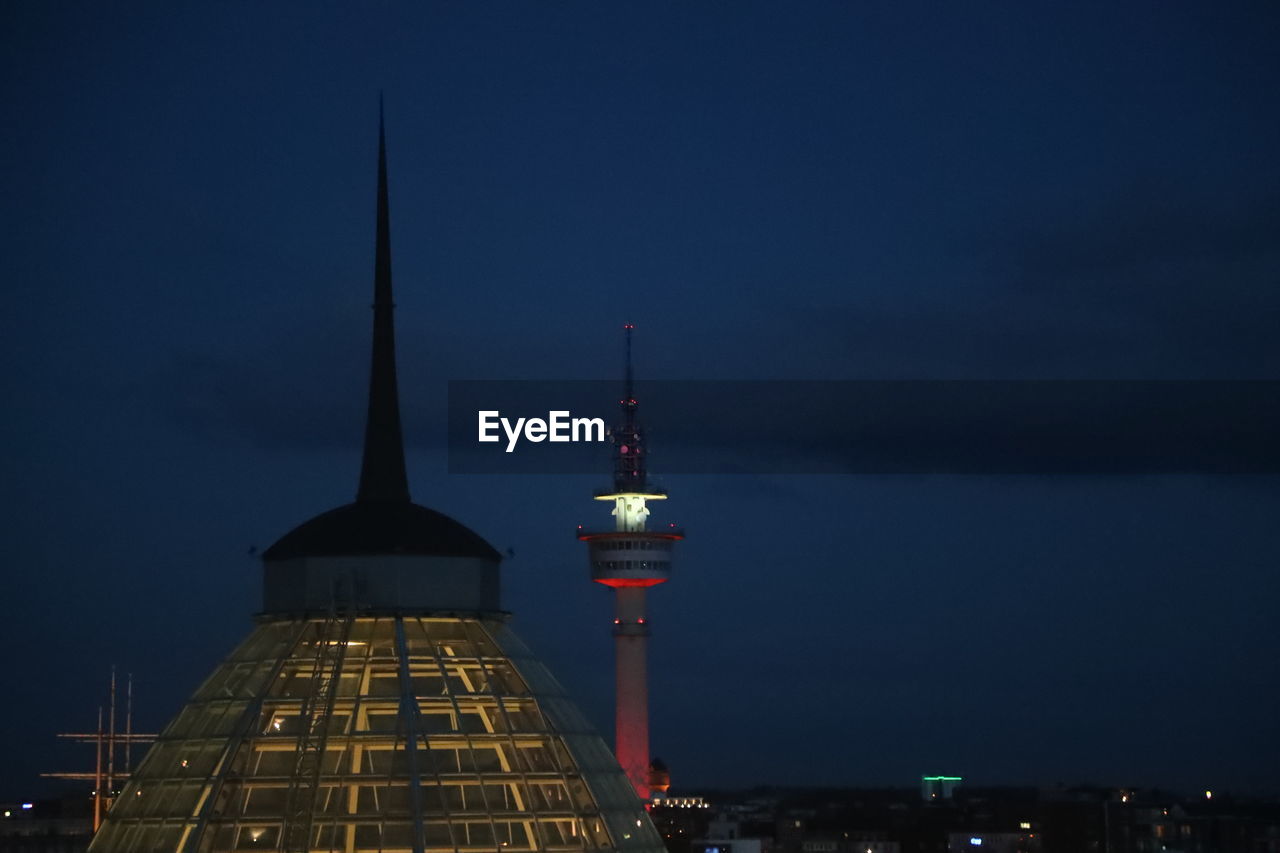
(422, 822, 452, 849)
(91, 616, 668, 853)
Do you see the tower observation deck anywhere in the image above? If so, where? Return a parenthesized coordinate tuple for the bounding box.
(577, 326, 683, 801)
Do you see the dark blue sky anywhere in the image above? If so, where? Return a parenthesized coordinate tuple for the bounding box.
(3, 2, 1279, 798)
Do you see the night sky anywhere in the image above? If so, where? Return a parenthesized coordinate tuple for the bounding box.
(3, 2, 1279, 799)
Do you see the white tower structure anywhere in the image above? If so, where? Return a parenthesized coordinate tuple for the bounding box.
(577, 326, 683, 801)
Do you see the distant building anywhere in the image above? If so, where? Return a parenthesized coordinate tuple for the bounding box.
(922, 777, 962, 803)
(652, 759, 673, 796)
(691, 810, 780, 853)
(663, 785, 1280, 853)
(0, 798, 91, 853)
(693, 839, 767, 853)
(656, 797, 710, 810)
(945, 832, 1034, 853)
(652, 799, 715, 853)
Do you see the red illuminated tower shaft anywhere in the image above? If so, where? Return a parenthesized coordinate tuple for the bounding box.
(613, 586, 649, 797)
(578, 325, 682, 801)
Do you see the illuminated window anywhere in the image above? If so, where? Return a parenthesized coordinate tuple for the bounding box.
(88, 617, 661, 853)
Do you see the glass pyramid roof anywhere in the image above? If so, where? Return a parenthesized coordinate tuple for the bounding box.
(88, 113, 662, 853)
(88, 616, 662, 853)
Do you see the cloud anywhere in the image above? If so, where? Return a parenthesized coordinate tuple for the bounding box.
(447, 379, 1280, 475)
(998, 176, 1280, 376)
(790, 175, 1280, 380)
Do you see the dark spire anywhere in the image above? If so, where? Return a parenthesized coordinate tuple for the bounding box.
(613, 323, 648, 492)
(356, 103, 411, 503)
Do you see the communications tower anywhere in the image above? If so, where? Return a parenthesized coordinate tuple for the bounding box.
(578, 325, 683, 801)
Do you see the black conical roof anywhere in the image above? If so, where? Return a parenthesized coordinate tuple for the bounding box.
(263, 501, 500, 561)
(264, 107, 499, 564)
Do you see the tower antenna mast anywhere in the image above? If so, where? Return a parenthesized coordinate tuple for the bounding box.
(624, 323, 634, 404)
